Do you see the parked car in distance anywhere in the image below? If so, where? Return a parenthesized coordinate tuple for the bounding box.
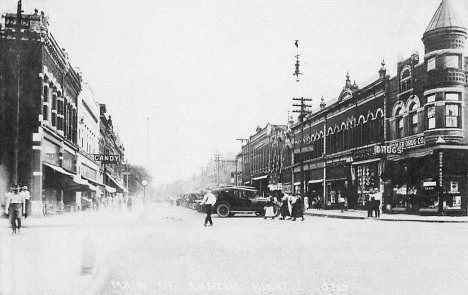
(212, 186, 280, 218)
(188, 193, 204, 210)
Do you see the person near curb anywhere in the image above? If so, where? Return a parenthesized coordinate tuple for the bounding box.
(127, 195, 133, 212)
(373, 189, 382, 217)
(291, 195, 305, 221)
(304, 195, 309, 210)
(339, 194, 346, 213)
(20, 185, 31, 216)
(279, 194, 290, 220)
(201, 189, 216, 226)
(368, 196, 375, 217)
(264, 197, 276, 220)
(5, 185, 26, 234)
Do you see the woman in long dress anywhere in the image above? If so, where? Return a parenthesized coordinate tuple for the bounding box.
(291, 196, 305, 221)
(280, 194, 290, 220)
(264, 197, 276, 219)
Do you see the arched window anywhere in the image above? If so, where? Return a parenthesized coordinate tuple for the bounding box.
(396, 108, 404, 138)
(409, 102, 418, 135)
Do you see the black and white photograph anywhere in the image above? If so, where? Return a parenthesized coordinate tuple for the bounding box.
(1, 0, 468, 294)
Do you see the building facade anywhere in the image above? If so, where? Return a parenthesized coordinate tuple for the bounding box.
(241, 123, 288, 197)
(99, 104, 127, 202)
(76, 81, 102, 209)
(0, 10, 97, 216)
(284, 0, 468, 215)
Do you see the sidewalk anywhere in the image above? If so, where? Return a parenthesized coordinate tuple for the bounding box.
(0, 205, 146, 295)
(304, 208, 468, 223)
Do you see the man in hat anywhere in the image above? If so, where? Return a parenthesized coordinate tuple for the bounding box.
(20, 185, 31, 217)
(201, 188, 216, 227)
(5, 185, 26, 234)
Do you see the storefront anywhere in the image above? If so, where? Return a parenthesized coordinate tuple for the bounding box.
(382, 148, 468, 215)
(325, 161, 350, 209)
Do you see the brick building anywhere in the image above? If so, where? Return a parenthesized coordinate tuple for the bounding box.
(241, 123, 288, 197)
(285, 0, 468, 215)
(0, 9, 89, 215)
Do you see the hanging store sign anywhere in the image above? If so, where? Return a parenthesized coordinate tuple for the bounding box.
(93, 154, 121, 163)
(352, 147, 376, 161)
(374, 145, 403, 155)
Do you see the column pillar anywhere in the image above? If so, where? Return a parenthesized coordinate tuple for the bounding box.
(31, 128, 43, 217)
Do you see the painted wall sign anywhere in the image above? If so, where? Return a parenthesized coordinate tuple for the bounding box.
(390, 135, 425, 150)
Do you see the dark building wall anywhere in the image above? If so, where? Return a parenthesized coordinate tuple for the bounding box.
(0, 37, 42, 186)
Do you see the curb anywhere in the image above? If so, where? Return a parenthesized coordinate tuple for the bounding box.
(304, 212, 366, 220)
(304, 212, 468, 223)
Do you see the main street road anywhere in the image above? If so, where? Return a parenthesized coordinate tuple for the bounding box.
(100, 205, 468, 295)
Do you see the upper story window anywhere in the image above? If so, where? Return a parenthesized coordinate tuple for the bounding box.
(427, 105, 436, 129)
(445, 93, 460, 101)
(395, 108, 404, 138)
(400, 67, 411, 93)
(427, 94, 436, 103)
(428, 58, 436, 71)
(444, 55, 460, 69)
(409, 103, 418, 135)
(446, 104, 460, 128)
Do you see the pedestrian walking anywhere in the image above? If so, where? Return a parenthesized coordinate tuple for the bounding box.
(304, 195, 309, 210)
(127, 195, 133, 212)
(291, 195, 305, 221)
(373, 189, 382, 217)
(201, 189, 216, 227)
(263, 197, 276, 220)
(5, 185, 25, 234)
(339, 195, 345, 213)
(20, 185, 31, 216)
(367, 195, 375, 217)
(279, 194, 290, 220)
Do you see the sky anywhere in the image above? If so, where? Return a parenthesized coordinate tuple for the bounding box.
(2, 0, 468, 186)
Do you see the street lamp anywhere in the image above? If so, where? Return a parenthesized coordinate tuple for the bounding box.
(142, 180, 148, 206)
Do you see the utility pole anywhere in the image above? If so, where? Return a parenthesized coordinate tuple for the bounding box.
(13, 0, 23, 186)
(292, 97, 312, 196)
(236, 139, 247, 186)
(213, 151, 223, 188)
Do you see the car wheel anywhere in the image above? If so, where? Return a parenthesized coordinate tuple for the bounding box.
(217, 204, 230, 218)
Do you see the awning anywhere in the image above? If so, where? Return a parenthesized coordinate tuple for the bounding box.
(106, 173, 127, 193)
(105, 185, 116, 193)
(308, 179, 324, 184)
(351, 158, 381, 165)
(252, 175, 268, 181)
(44, 162, 74, 177)
(82, 175, 105, 187)
(43, 162, 90, 191)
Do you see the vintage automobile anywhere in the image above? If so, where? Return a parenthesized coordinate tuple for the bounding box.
(212, 186, 280, 218)
(187, 193, 204, 210)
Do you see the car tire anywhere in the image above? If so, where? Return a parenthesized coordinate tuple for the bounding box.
(217, 204, 231, 218)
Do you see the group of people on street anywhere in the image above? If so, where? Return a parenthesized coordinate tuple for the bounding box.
(5, 185, 30, 234)
(366, 188, 381, 217)
(276, 193, 305, 221)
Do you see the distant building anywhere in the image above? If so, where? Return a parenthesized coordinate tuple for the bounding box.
(240, 123, 288, 197)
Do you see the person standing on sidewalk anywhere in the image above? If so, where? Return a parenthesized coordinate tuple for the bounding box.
(339, 194, 346, 213)
(201, 189, 216, 227)
(20, 185, 31, 216)
(5, 185, 26, 234)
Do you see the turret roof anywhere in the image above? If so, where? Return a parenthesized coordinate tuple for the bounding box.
(425, 0, 466, 33)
